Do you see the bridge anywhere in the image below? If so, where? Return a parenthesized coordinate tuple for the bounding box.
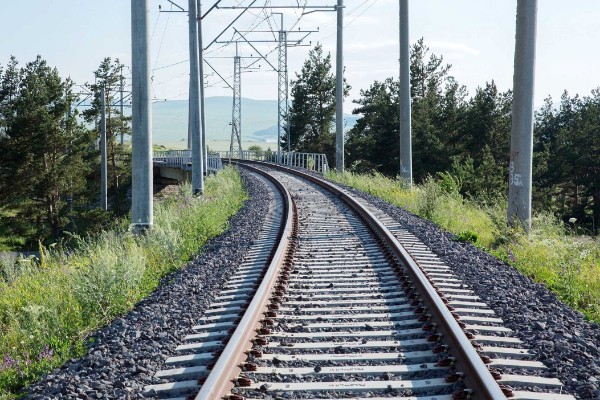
(153, 150, 329, 182)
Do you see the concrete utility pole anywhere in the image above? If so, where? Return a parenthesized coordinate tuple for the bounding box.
(335, 0, 344, 172)
(197, 0, 208, 175)
(100, 86, 108, 211)
(189, 0, 204, 194)
(131, 0, 153, 232)
(230, 43, 243, 157)
(399, 0, 412, 186)
(120, 67, 125, 147)
(508, 0, 538, 230)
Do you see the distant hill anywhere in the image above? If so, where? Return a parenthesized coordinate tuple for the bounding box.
(152, 97, 278, 143)
(152, 97, 359, 144)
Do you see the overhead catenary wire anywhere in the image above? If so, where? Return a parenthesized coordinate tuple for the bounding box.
(150, 0, 336, 102)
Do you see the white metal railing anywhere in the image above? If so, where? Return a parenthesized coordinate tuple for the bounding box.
(218, 150, 329, 174)
(153, 150, 223, 173)
(207, 153, 223, 172)
(154, 150, 192, 170)
(153, 149, 327, 174)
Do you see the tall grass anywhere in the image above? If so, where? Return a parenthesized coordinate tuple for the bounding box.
(328, 171, 600, 323)
(0, 167, 246, 398)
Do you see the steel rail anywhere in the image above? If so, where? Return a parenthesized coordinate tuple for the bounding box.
(236, 160, 507, 400)
(195, 163, 295, 400)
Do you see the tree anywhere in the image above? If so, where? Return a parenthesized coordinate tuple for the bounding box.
(82, 58, 131, 216)
(443, 81, 512, 201)
(533, 90, 600, 232)
(248, 144, 263, 158)
(0, 56, 91, 242)
(346, 39, 467, 180)
(457, 81, 512, 164)
(346, 78, 400, 174)
(284, 44, 350, 165)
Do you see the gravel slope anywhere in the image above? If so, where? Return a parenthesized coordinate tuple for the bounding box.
(329, 179, 600, 400)
(24, 169, 272, 400)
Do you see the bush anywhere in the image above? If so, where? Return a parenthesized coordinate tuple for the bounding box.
(418, 176, 442, 220)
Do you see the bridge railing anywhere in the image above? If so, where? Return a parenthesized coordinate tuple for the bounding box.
(154, 150, 192, 170)
(153, 150, 223, 173)
(218, 150, 329, 174)
(207, 153, 223, 172)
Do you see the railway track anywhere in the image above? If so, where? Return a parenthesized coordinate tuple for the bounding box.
(145, 162, 575, 400)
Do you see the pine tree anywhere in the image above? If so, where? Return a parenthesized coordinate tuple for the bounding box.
(0, 56, 91, 242)
(284, 44, 350, 165)
(346, 78, 399, 174)
(346, 39, 466, 180)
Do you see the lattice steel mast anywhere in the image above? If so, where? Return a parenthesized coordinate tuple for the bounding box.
(230, 43, 242, 157)
(277, 24, 289, 155)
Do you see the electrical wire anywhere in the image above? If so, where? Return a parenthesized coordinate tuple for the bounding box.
(316, 0, 379, 41)
(153, 4, 173, 72)
(154, 59, 190, 71)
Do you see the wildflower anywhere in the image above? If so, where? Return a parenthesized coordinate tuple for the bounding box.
(37, 345, 54, 361)
(568, 217, 577, 224)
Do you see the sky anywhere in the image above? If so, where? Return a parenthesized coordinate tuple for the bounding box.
(1, 1, 600, 112)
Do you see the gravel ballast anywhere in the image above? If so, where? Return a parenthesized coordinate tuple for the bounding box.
(329, 178, 600, 400)
(24, 169, 274, 400)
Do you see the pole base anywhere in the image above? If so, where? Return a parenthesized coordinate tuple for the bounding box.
(131, 223, 152, 235)
(193, 188, 204, 196)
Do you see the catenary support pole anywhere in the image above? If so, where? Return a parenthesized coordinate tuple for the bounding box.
(399, 0, 412, 186)
(507, 0, 537, 230)
(230, 43, 242, 158)
(197, 0, 208, 175)
(189, 0, 204, 194)
(120, 67, 125, 148)
(100, 86, 108, 211)
(285, 31, 290, 153)
(335, 0, 344, 172)
(131, 0, 153, 232)
(187, 102, 192, 149)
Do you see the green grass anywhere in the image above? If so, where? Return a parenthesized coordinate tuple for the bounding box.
(327, 171, 600, 323)
(0, 167, 247, 398)
(0, 209, 27, 251)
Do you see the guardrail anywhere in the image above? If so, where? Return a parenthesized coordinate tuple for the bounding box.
(153, 150, 222, 173)
(207, 153, 223, 172)
(218, 150, 329, 174)
(153, 149, 327, 174)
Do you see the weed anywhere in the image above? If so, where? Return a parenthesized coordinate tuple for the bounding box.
(456, 230, 478, 244)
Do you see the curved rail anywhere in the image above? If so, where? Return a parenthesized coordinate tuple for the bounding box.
(233, 160, 507, 400)
(195, 163, 296, 399)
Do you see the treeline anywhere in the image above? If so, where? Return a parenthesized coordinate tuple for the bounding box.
(286, 40, 600, 233)
(0, 56, 131, 248)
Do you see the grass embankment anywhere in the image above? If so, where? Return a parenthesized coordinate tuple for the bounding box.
(0, 167, 247, 398)
(328, 171, 600, 323)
